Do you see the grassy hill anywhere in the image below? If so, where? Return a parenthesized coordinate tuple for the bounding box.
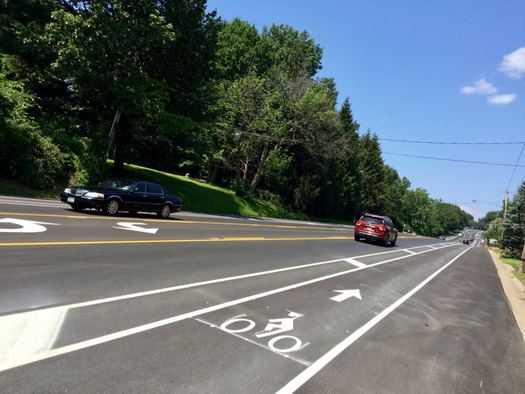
(0, 162, 353, 223)
(117, 163, 307, 220)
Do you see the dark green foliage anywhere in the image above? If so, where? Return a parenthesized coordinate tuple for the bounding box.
(501, 182, 525, 258)
(0, 2, 473, 234)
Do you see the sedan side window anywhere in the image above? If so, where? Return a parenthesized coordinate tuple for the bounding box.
(147, 183, 163, 195)
(133, 183, 146, 193)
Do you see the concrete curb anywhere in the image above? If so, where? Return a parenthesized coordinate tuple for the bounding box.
(489, 250, 525, 343)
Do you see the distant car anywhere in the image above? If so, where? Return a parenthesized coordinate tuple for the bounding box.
(438, 235, 446, 240)
(354, 213, 398, 246)
(60, 178, 182, 218)
(462, 239, 470, 245)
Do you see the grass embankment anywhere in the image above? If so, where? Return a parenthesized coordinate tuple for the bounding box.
(1, 162, 328, 221)
(0, 179, 60, 199)
(119, 163, 308, 220)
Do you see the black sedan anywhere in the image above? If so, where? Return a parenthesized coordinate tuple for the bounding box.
(60, 179, 182, 219)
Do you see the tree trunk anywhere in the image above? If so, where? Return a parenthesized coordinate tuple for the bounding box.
(250, 142, 269, 191)
(112, 114, 129, 176)
(208, 163, 220, 184)
(242, 160, 249, 180)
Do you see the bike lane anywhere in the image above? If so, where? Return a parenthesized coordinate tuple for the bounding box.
(0, 244, 468, 392)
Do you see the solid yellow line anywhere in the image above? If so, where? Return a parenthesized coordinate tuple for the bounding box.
(0, 211, 346, 231)
(0, 236, 353, 247)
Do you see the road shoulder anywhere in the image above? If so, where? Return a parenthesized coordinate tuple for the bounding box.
(489, 249, 525, 343)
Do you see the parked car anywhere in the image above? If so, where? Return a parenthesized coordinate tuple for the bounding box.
(60, 178, 182, 218)
(462, 239, 470, 245)
(354, 213, 398, 246)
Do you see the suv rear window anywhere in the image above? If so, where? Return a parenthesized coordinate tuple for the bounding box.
(361, 216, 383, 225)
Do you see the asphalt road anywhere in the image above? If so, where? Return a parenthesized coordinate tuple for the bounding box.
(0, 196, 524, 393)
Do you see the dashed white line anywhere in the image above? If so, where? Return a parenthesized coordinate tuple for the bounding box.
(343, 258, 367, 268)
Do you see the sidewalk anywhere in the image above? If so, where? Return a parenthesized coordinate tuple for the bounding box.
(489, 249, 525, 343)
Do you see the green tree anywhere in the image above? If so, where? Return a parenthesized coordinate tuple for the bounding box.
(357, 131, 386, 213)
(501, 182, 525, 258)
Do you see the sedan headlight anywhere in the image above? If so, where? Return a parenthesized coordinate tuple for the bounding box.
(83, 192, 104, 200)
(64, 188, 71, 194)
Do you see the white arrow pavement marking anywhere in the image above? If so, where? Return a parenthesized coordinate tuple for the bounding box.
(330, 289, 362, 302)
(0, 218, 59, 233)
(113, 222, 159, 234)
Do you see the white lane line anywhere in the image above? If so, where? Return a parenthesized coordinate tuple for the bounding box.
(402, 249, 417, 255)
(276, 246, 474, 394)
(343, 258, 367, 268)
(4, 243, 441, 317)
(194, 317, 311, 367)
(0, 243, 459, 373)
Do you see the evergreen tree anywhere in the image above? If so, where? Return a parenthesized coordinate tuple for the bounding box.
(501, 181, 525, 258)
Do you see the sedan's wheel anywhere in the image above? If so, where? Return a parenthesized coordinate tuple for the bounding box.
(354, 234, 360, 241)
(105, 199, 120, 216)
(383, 236, 390, 247)
(158, 204, 171, 219)
(71, 204, 83, 212)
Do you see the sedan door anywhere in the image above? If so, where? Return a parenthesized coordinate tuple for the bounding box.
(145, 182, 165, 212)
(127, 182, 147, 211)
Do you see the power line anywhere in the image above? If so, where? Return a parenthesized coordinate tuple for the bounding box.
(379, 137, 525, 145)
(383, 152, 525, 168)
(505, 143, 525, 192)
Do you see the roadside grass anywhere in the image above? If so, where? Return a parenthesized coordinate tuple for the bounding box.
(512, 271, 525, 281)
(0, 179, 59, 199)
(0, 162, 354, 224)
(497, 252, 525, 282)
(115, 162, 309, 220)
(500, 256, 521, 268)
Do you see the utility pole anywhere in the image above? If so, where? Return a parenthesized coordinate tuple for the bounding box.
(503, 190, 509, 220)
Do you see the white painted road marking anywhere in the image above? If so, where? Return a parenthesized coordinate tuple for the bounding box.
(3, 244, 442, 318)
(343, 258, 367, 268)
(113, 222, 159, 234)
(330, 289, 362, 302)
(276, 246, 474, 394)
(0, 308, 66, 366)
(0, 218, 59, 233)
(0, 242, 460, 373)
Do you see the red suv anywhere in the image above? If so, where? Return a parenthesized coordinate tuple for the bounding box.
(354, 214, 398, 246)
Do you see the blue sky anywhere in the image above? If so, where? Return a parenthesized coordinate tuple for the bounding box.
(207, 0, 525, 219)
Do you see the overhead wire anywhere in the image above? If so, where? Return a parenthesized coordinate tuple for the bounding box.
(382, 152, 525, 168)
(379, 137, 525, 145)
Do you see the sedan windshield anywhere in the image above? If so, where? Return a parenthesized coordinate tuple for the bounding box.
(99, 179, 135, 191)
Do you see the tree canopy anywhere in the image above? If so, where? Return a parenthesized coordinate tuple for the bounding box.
(0, 0, 474, 235)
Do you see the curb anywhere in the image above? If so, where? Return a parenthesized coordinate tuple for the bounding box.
(488, 250, 525, 343)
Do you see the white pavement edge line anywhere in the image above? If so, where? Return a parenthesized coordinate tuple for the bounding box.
(275, 246, 474, 394)
(4, 243, 441, 317)
(0, 243, 459, 373)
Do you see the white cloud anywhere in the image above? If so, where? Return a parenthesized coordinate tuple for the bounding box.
(499, 47, 525, 79)
(461, 78, 497, 95)
(487, 93, 517, 105)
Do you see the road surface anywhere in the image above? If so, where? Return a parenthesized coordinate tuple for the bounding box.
(0, 196, 524, 393)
